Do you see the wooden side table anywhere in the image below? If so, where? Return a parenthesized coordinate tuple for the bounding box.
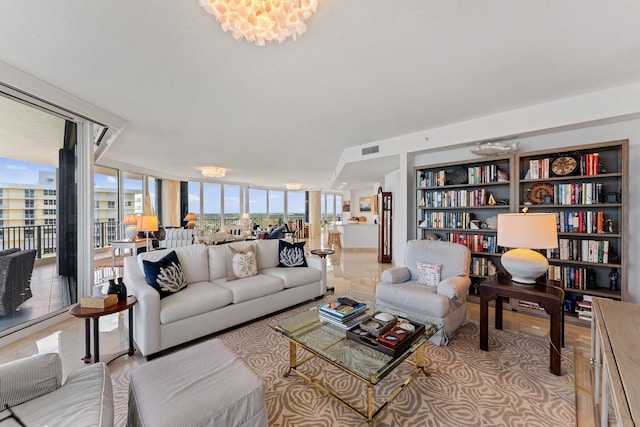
(479, 276, 564, 375)
(69, 296, 137, 364)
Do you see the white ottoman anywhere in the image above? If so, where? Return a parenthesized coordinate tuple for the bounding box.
(127, 339, 267, 427)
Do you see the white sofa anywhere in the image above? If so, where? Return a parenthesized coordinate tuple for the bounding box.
(124, 240, 326, 357)
(0, 353, 113, 426)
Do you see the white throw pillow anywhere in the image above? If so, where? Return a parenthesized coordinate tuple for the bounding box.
(416, 262, 441, 286)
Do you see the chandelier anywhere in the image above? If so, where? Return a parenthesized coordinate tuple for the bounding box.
(286, 183, 301, 190)
(202, 166, 227, 178)
(199, 0, 318, 46)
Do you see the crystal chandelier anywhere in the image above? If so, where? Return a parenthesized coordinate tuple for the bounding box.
(286, 183, 301, 190)
(199, 0, 318, 46)
(202, 166, 227, 178)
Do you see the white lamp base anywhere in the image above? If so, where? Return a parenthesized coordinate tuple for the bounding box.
(125, 226, 138, 241)
(501, 248, 549, 284)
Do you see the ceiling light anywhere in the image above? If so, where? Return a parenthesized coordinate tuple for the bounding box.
(199, 0, 318, 47)
(202, 166, 226, 178)
(286, 183, 301, 190)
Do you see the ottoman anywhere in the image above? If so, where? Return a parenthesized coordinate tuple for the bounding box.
(127, 339, 267, 427)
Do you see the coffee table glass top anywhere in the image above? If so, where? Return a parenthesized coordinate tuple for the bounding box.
(269, 303, 442, 384)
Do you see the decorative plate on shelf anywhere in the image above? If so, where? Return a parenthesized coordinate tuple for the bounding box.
(527, 182, 554, 204)
(550, 155, 579, 176)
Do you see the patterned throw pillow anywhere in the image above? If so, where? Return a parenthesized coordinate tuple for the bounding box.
(227, 243, 258, 281)
(416, 262, 441, 287)
(142, 251, 188, 299)
(278, 240, 307, 268)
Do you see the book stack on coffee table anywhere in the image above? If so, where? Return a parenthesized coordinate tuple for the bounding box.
(319, 297, 369, 329)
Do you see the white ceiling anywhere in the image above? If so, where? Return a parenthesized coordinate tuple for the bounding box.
(1, 0, 639, 190)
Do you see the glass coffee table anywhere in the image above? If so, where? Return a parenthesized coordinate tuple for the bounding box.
(269, 303, 442, 425)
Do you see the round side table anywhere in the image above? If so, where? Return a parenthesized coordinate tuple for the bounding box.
(69, 296, 137, 364)
(310, 249, 335, 293)
(310, 249, 335, 259)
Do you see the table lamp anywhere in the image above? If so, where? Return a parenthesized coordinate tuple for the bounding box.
(121, 213, 139, 241)
(183, 212, 198, 229)
(497, 211, 558, 284)
(137, 215, 159, 252)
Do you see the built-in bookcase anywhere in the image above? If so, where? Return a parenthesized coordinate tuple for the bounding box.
(514, 140, 628, 324)
(415, 155, 514, 296)
(414, 140, 628, 326)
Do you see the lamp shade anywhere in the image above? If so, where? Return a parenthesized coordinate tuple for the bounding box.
(137, 215, 159, 233)
(121, 213, 139, 225)
(242, 213, 250, 220)
(497, 212, 558, 284)
(183, 212, 198, 222)
(497, 213, 558, 249)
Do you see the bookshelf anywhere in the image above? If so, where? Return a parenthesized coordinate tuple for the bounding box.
(414, 140, 628, 326)
(415, 155, 514, 297)
(514, 140, 628, 325)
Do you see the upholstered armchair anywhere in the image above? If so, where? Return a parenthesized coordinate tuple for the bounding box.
(0, 248, 36, 316)
(374, 239, 471, 345)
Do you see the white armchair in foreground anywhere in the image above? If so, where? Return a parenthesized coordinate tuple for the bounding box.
(374, 239, 471, 345)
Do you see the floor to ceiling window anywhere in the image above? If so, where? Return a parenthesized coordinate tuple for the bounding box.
(248, 188, 267, 228)
(0, 92, 76, 335)
(94, 166, 119, 246)
(269, 190, 284, 228)
(203, 183, 221, 233)
(287, 191, 305, 223)
(224, 185, 240, 226)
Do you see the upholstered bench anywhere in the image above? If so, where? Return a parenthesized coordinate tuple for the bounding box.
(127, 339, 267, 427)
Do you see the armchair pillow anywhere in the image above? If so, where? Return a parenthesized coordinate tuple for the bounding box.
(416, 262, 441, 286)
(380, 267, 411, 284)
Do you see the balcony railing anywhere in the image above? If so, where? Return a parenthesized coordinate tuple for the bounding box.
(0, 221, 120, 259)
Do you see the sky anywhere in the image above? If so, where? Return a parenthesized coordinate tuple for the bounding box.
(0, 157, 55, 184)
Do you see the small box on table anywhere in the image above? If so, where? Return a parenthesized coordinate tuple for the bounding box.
(80, 294, 118, 308)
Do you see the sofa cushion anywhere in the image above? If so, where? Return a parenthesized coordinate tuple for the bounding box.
(174, 244, 209, 283)
(214, 274, 284, 304)
(137, 244, 208, 285)
(208, 245, 229, 280)
(376, 281, 450, 318)
(416, 262, 441, 286)
(261, 267, 322, 289)
(255, 239, 279, 270)
(159, 281, 233, 324)
(142, 251, 188, 299)
(226, 243, 258, 281)
(277, 240, 307, 267)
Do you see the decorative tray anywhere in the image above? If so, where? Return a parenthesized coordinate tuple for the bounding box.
(346, 317, 425, 358)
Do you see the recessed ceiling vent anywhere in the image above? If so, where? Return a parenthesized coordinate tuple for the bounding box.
(361, 145, 379, 156)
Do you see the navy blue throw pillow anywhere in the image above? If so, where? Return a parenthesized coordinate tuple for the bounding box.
(278, 240, 307, 267)
(142, 251, 188, 298)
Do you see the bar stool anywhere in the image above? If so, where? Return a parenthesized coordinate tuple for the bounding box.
(327, 230, 341, 249)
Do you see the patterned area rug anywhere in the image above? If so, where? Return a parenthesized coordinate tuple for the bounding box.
(109, 302, 575, 427)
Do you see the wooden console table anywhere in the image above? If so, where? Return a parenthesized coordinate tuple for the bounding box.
(479, 276, 564, 376)
(591, 297, 639, 426)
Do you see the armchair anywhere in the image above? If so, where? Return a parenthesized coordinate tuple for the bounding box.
(374, 239, 471, 345)
(0, 353, 114, 426)
(0, 249, 36, 316)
